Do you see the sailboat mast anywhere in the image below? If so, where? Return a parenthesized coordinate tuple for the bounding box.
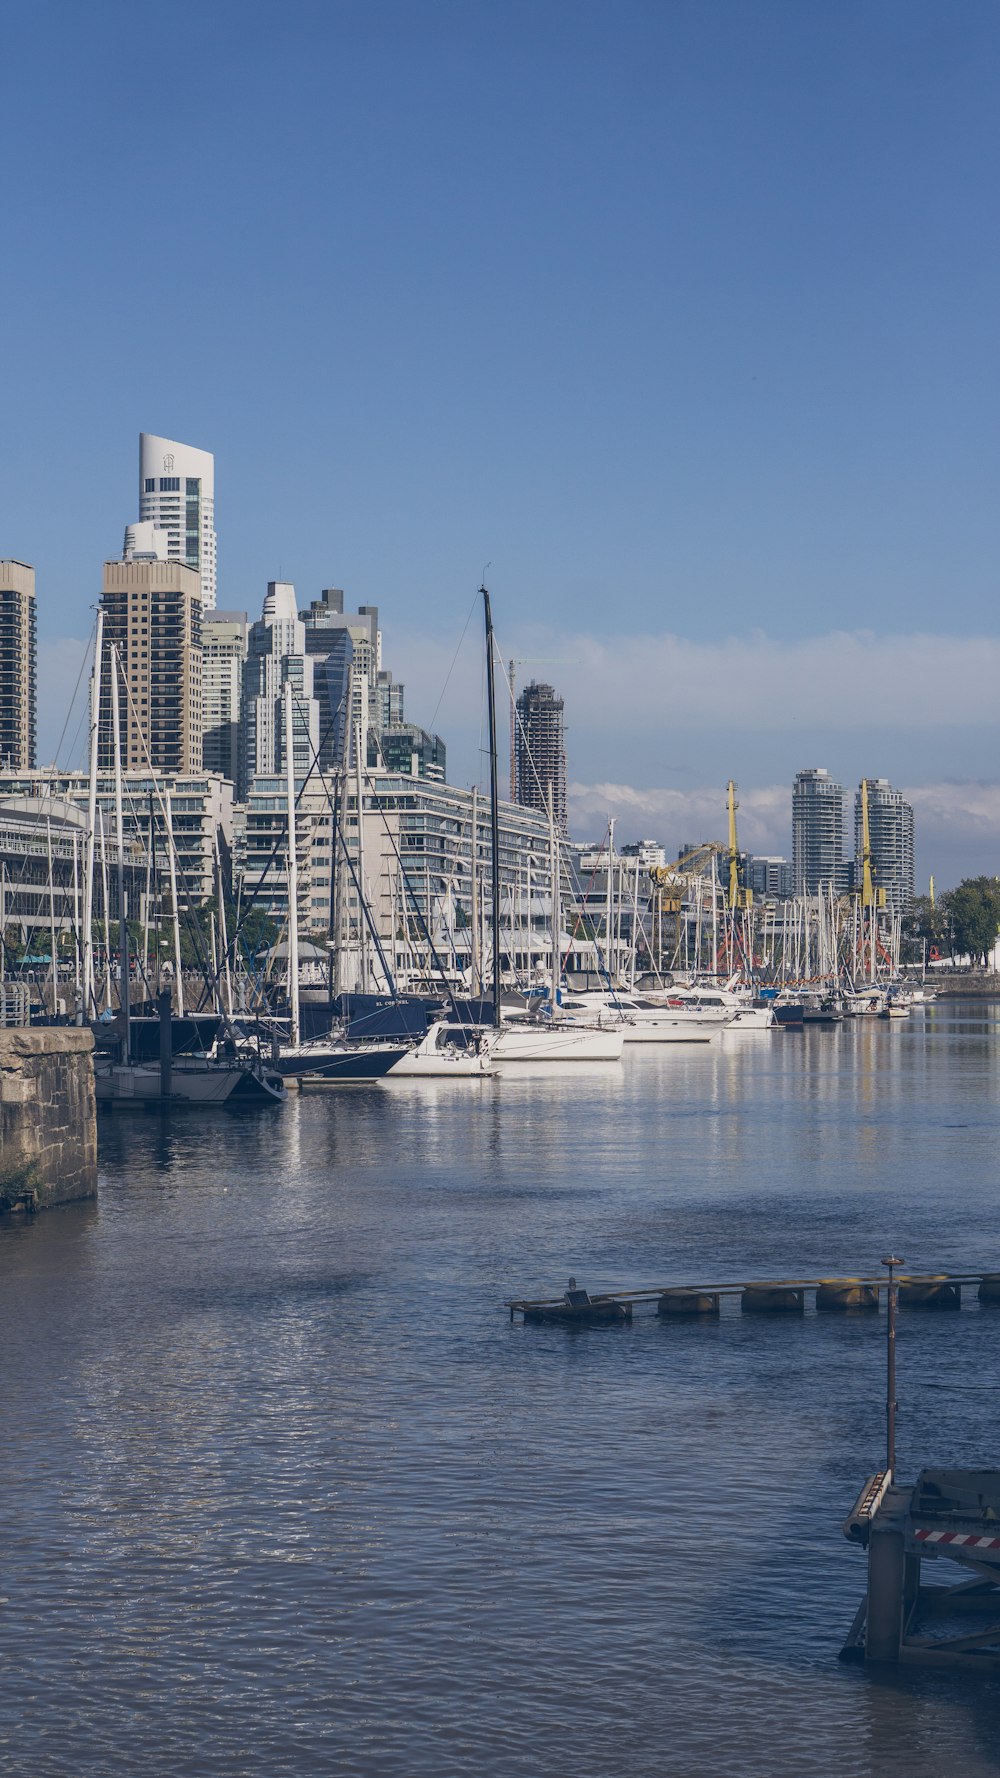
(284, 684, 301, 1049)
(82, 610, 104, 1020)
(469, 785, 479, 996)
(164, 787, 185, 1016)
(548, 783, 559, 1011)
(605, 817, 615, 981)
(110, 645, 130, 1059)
(46, 813, 57, 1018)
(482, 586, 502, 1026)
(71, 833, 80, 1000)
(354, 718, 369, 992)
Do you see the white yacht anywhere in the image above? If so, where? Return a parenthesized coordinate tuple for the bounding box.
(388, 1022, 495, 1077)
(558, 992, 718, 1043)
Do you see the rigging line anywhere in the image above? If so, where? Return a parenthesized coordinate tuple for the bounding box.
(296, 698, 397, 998)
(364, 724, 464, 1021)
(114, 652, 221, 1013)
(427, 588, 480, 737)
(193, 696, 399, 1015)
(561, 823, 616, 982)
(44, 622, 97, 774)
(494, 648, 563, 818)
(217, 678, 350, 976)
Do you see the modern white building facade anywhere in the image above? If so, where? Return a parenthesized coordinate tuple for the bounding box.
(139, 432, 217, 609)
(202, 610, 247, 784)
(0, 770, 233, 906)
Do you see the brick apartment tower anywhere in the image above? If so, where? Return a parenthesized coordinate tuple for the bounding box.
(514, 679, 567, 835)
(0, 561, 37, 769)
(98, 559, 203, 772)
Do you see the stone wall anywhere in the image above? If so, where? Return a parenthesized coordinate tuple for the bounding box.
(0, 1029, 97, 1209)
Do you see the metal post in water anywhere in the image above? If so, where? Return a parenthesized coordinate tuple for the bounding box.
(882, 1253, 902, 1477)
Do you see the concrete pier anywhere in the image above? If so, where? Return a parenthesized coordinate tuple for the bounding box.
(842, 1468, 1000, 1671)
(0, 1029, 97, 1209)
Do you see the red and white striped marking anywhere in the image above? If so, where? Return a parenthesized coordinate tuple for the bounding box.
(915, 1528, 1000, 1551)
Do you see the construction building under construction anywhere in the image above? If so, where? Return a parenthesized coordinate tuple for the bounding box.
(514, 680, 567, 835)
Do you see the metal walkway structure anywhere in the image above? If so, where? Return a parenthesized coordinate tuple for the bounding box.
(842, 1468, 1000, 1671)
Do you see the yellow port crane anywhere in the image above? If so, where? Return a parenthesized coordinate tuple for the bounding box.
(727, 780, 753, 910)
(858, 778, 887, 911)
(647, 839, 727, 971)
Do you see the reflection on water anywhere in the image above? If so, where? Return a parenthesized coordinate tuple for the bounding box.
(2, 1003, 1000, 1776)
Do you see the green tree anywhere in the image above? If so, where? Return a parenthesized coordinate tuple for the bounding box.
(901, 894, 951, 960)
(941, 877, 1000, 966)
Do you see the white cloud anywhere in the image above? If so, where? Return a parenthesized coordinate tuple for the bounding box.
(29, 625, 1000, 885)
(568, 781, 791, 853)
(568, 777, 1000, 888)
(397, 624, 1000, 738)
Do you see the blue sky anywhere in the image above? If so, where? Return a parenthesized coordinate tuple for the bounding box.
(4, 1, 1000, 877)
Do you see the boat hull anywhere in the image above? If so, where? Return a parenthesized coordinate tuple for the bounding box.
(722, 1007, 775, 1032)
(277, 1044, 409, 1081)
(620, 1022, 714, 1043)
(493, 1024, 624, 1062)
(95, 1057, 286, 1106)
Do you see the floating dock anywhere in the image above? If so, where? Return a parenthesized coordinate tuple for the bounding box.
(508, 1271, 1000, 1322)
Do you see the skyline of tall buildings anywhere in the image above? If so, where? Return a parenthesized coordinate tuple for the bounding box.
(0, 431, 935, 903)
(792, 766, 915, 910)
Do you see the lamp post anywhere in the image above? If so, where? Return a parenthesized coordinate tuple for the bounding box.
(882, 1254, 903, 1477)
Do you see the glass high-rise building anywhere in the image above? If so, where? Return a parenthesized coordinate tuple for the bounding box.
(855, 778, 915, 914)
(792, 768, 849, 894)
(139, 433, 217, 609)
(0, 561, 36, 770)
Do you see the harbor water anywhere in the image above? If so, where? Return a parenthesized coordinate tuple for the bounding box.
(3, 1000, 1000, 1776)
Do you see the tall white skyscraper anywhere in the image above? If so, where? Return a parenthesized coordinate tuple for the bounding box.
(139, 432, 217, 609)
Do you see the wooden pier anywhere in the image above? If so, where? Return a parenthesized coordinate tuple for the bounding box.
(508, 1270, 1000, 1322)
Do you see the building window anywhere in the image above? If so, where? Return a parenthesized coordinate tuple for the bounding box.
(160, 477, 180, 492)
(144, 478, 156, 493)
(185, 478, 200, 495)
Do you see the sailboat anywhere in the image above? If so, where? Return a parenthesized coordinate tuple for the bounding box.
(479, 587, 623, 1065)
(387, 1019, 495, 1077)
(88, 629, 285, 1107)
